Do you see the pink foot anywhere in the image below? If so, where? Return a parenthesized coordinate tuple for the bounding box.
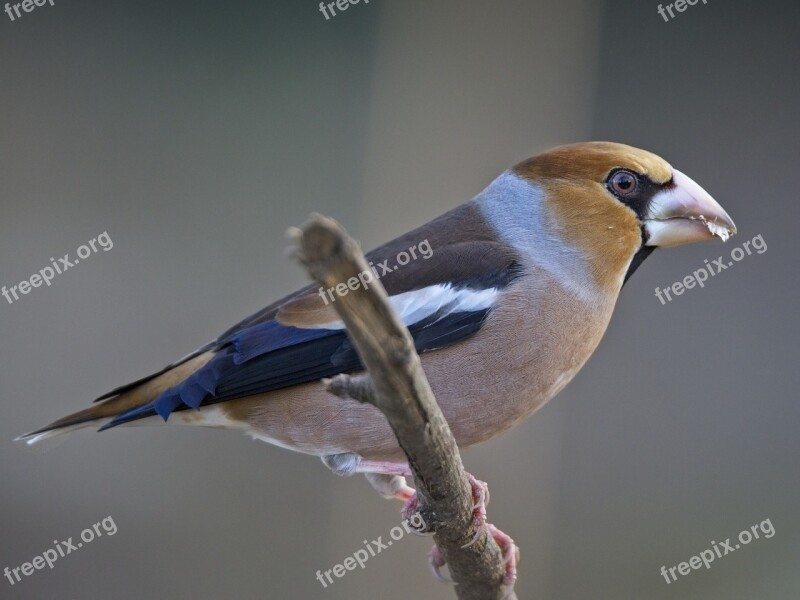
(429, 543, 451, 583)
(461, 473, 490, 548)
(359, 461, 519, 593)
(487, 523, 520, 594)
(428, 474, 520, 595)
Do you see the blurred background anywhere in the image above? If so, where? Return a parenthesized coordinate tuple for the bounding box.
(1, 0, 798, 598)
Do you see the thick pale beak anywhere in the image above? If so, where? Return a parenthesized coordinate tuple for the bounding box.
(644, 169, 737, 247)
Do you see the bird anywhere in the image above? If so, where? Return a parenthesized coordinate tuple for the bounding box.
(17, 141, 736, 585)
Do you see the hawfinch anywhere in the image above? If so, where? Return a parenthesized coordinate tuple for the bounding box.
(20, 142, 737, 482)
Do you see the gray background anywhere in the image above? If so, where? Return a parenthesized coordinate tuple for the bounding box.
(1, 0, 797, 598)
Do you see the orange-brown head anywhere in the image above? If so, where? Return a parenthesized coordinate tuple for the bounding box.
(509, 141, 736, 290)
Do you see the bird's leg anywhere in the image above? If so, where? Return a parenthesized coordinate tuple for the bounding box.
(351, 459, 412, 477)
(401, 470, 518, 591)
(321, 454, 415, 501)
(354, 461, 435, 537)
(352, 460, 417, 504)
(363, 473, 415, 502)
(322, 454, 518, 590)
(324, 456, 428, 532)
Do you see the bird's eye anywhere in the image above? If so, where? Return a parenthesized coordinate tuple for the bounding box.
(608, 170, 639, 197)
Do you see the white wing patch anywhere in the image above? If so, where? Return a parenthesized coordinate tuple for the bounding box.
(315, 284, 500, 331)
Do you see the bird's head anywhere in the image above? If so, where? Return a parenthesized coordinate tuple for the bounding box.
(511, 141, 737, 288)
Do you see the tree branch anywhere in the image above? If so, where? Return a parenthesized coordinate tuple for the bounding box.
(291, 214, 518, 600)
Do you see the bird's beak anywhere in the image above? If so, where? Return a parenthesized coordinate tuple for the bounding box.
(644, 169, 737, 247)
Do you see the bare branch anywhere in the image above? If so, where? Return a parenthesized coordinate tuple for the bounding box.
(294, 215, 518, 600)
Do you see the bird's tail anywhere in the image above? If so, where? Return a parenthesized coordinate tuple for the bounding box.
(16, 386, 158, 446)
(16, 353, 215, 446)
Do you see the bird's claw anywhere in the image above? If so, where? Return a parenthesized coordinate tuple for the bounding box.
(461, 473, 490, 548)
(429, 544, 452, 583)
(433, 474, 520, 596)
(487, 523, 520, 595)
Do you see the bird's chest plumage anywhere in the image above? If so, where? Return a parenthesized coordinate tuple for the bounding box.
(422, 271, 616, 449)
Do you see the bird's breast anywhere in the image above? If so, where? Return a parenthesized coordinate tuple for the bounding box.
(423, 268, 617, 449)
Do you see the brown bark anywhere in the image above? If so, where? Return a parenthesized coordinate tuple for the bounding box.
(292, 214, 518, 600)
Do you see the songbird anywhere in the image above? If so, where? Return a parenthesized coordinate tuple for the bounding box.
(18, 142, 736, 585)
